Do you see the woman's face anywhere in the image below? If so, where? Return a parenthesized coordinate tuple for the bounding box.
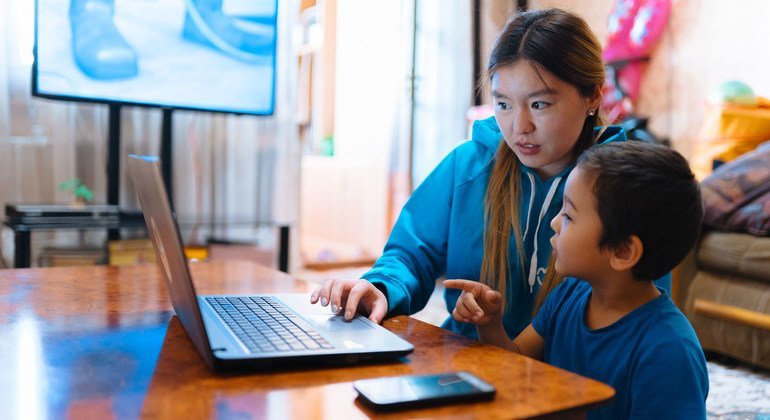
(492, 60, 598, 179)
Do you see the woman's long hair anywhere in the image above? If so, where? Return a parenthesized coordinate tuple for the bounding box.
(480, 9, 605, 314)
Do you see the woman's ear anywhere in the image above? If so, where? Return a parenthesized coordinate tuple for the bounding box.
(609, 235, 643, 272)
(586, 85, 602, 113)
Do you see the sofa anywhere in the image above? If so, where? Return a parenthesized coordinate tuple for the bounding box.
(674, 140, 770, 370)
(675, 231, 770, 370)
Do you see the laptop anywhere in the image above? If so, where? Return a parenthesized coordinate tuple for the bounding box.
(127, 155, 414, 371)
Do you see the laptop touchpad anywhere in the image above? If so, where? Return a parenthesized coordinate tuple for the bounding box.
(307, 315, 374, 331)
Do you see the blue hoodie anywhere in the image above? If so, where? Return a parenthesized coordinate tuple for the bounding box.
(363, 116, 669, 339)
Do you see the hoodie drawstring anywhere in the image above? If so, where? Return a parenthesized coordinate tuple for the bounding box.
(522, 172, 536, 242)
(527, 176, 562, 293)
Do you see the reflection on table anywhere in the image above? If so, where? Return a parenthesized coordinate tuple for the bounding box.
(0, 260, 614, 419)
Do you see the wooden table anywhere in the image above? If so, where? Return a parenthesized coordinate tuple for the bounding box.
(0, 260, 614, 419)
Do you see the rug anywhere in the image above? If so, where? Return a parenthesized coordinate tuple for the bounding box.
(707, 356, 770, 419)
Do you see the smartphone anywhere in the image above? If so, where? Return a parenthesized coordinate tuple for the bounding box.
(353, 371, 496, 411)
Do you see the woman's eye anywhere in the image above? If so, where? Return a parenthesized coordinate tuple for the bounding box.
(496, 102, 509, 110)
(531, 101, 549, 110)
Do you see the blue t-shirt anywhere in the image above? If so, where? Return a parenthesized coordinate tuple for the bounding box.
(532, 278, 708, 419)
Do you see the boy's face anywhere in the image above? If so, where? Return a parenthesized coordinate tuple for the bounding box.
(549, 167, 612, 279)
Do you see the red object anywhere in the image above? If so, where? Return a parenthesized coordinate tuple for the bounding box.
(602, 0, 671, 123)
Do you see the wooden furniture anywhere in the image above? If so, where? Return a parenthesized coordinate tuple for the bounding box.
(3, 204, 291, 271)
(3, 204, 146, 268)
(0, 260, 614, 419)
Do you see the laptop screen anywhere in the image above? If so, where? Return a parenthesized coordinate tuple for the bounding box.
(128, 155, 215, 369)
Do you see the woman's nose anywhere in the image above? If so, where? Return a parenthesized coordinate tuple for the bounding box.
(512, 108, 534, 134)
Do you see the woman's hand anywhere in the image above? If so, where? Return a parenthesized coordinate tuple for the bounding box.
(310, 279, 388, 324)
(443, 279, 503, 326)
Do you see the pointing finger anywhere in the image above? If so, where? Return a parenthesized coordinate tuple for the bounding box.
(443, 279, 484, 296)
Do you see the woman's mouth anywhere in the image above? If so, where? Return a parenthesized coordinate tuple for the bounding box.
(516, 142, 541, 156)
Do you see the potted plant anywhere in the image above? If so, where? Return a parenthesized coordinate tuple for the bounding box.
(58, 178, 95, 206)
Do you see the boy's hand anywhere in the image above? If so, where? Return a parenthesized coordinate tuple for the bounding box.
(443, 279, 503, 326)
(310, 279, 388, 324)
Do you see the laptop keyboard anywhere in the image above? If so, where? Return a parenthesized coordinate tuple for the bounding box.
(206, 296, 334, 354)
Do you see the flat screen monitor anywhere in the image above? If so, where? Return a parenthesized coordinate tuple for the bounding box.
(33, 0, 278, 115)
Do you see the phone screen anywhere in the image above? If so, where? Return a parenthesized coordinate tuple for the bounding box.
(353, 371, 495, 410)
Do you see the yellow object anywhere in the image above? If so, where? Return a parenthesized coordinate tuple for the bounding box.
(693, 97, 770, 180)
(108, 239, 209, 265)
(108, 239, 156, 266)
(184, 245, 209, 261)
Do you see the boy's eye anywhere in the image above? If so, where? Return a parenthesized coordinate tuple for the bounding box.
(531, 101, 549, 110)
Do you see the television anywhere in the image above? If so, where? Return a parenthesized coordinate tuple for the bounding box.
(32, 0, 278, 116)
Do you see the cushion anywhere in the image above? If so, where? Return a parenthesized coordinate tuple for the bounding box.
(701, 141, 770, 235)
(697, 231, 770, 282)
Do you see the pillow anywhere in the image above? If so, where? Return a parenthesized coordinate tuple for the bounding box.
(701, 141, 770, 235)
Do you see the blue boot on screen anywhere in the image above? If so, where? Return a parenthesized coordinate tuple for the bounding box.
(182, 0, 275, 63)
(69, 0, 139, 80)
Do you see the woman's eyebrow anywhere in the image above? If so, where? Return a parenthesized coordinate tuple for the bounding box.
(491, 88, 558, 100)
(527, 88, 558, 99)
(491, 89, 508, 99)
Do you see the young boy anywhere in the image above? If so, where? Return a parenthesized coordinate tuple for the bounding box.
(445, 141, 708, 419)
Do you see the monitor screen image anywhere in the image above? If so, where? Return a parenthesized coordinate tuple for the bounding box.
(33, 0, 278, 115)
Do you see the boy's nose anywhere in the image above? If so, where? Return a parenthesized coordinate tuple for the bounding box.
(550, 214, 560, 232)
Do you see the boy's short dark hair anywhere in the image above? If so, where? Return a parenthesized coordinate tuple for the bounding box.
(577, 141, 704, 281)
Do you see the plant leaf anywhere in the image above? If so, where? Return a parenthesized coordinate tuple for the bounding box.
(74, 185, 94, 202)
(58, 178, 81, 190)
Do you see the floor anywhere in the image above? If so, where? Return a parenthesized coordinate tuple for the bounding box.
(298, 266, 770, 419)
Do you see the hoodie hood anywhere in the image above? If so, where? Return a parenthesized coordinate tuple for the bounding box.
(471, 116, 505, 150)
(594, 125, 627, 145)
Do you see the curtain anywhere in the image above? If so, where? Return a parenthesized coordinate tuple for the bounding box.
(0, 0, 300, 270)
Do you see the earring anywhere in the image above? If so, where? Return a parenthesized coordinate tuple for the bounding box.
(587, 108, 596, 116)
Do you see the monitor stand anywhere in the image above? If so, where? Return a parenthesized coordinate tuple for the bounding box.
(106, 104, 174, 239)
